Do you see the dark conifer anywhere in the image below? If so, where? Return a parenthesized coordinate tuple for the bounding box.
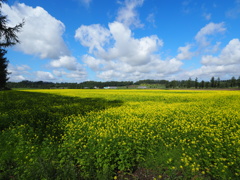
(0, 0, 24, 89)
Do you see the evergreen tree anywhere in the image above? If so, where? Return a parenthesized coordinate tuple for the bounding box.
(0, 0, 24, 47)
(0, 0, 24, 89)
(210, 77, 215, 88)
(0, 48, 9, 89)
(237, 76, 240, 88)
(200, 80, 205, 88)
(194, 77, 198, 89)
(206, 82, 210, 88)
(217, 77, 220, 88)
(230, 76, 236, 87)
(187, 77, 192, 88)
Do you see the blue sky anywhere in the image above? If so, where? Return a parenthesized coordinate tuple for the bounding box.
(2, 0, 240, 82)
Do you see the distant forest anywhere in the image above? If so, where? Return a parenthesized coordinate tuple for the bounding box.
(7, 76, 240, 89)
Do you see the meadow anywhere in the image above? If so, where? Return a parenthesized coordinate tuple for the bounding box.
(0, 89, 240, 179)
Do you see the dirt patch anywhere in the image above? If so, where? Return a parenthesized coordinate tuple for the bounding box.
(116, 168, 184, 180)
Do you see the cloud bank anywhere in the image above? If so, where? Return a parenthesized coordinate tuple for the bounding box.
(2, 3, 69, 59)
(3, 0, 240, 82)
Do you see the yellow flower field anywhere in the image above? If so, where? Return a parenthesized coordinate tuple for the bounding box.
(23, 89, 240, 179)
(1, 89, 240, 179)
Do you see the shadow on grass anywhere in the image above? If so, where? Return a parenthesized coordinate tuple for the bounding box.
(0, 90, 123, 140)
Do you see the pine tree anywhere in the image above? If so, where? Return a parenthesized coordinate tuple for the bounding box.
(0, 0, 24, 47)
(210, 77, 215, 88)
(0, 0, 24, 89)
(237, 76, 240, 88)
(200, 80, 205, 88)
(194, 77, 198, 89)
(0, 48, 9, 89)
(217, 77, 220, 88)
(187, 77, 192, 88)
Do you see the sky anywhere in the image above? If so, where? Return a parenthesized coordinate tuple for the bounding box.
(2, 0, 240, 82)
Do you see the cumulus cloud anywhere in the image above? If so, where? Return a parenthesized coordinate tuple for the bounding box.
(8, 64, 31, 81)
(77, 21, 164, 68)
(50, 56, 80, 71)
(3, 2, 89, 82)
(82, 55, 102, 71)
(183, 64, 240, 80)
(53, 70, 65, 77)
(195, 22, 226, 47)
(201, 39, 240, 65)
(176, 44, 194, 60)
(76, 13, 233, 81)
(76, 20, 180, 81)
(82, 48, 182, 81)
(36, 71, 55, 81)
(116, 0, 144, 28)
(65, 71, 87, 81)
(75, 24, 111, 53)
(99, 22, 163, 66)
(95, 57, 183, 81)
(2, 3, 69, 59)
(50, 55, 87, 80)
(175, 23, 226, 63)
(178, 38, 240, 80)
(52, 68, 87, 81)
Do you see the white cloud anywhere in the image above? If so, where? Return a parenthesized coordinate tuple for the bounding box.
(176, 44, 194, 60)
(82, 55, 102, 71)
(75, 24, 111, 53)
(99, 22, 163, 66)
(50, 56, 80, 71)
(16, 65, 31, 71)
(95, 57, 183, 81)
(76, 19, 184, 81)
(11, 75, 26, 81)
(8, 64, 31, 81)
(65, 71, 87, 81)
(53, 70, 65, 77)
(195, 22, 226, 47)
(3, 2, 88, 82)
(201, 39, 240, 65)
(83, 51, 182, 81)
(116, 0, 144, 28)
(184, 64, 240, 80)
(50, 55, 88, 81)
(2, 3, 69, 59)
(36, 71, 55, 81)
(52, 68, 87, 81)
(178, 38, 240, 80)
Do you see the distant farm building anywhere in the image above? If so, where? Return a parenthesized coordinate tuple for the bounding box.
(104, 86, 118, 89)
(138, 86, 147, 89)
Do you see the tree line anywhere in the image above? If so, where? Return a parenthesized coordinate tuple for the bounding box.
(7, 80, 134, 89)
(165, 77, 240, 89)
(6, 76, 240, 89)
